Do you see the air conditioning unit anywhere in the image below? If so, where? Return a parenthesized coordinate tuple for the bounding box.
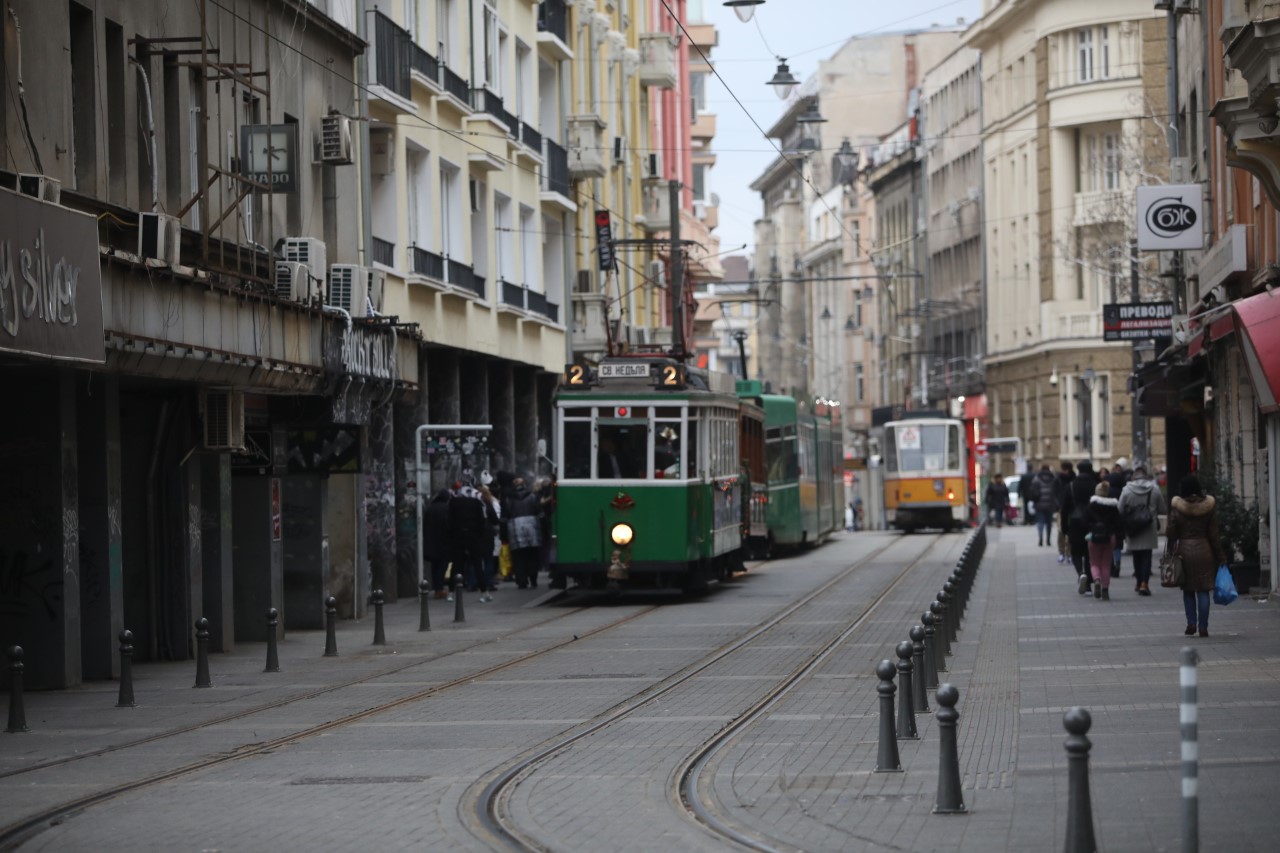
(693, 200, 707, 220)
(613, 136, 627, 165)
(369, 127, 394, 176)
(647, 259, 666, 287)
(200, 389, 245, 451)
(366, 267, 386, 314)
(315, 114, 354, 165)
(327, 264, 368, 316)
(645, 152, 662, 180)
(276, 261, 314, 302)
(18, 173, 61, 204)
(138, 212, 181, 265)
(283, 237, 328, 282)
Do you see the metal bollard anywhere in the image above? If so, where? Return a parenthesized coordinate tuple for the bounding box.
(922, 612, 940, 689)
(895, 641, 918, 740)
(371, 588, 387, 646)
(453, 573, 465, 624)
(193, 618, 212, 688)
(418, 580, 432, 632)
(1063, 707, 1098, 852)
(951, 569, 967, 618)
(1180, 647, 1199, 853)
(5, 646, 29, 733)
(931, 600, 951, 665)
(942, 582, 958, 643)
(323, 596, 339, 657)
(265, 608, 281, 672)
(909, 625, 930, 713)
(874, 660, 902, 772)
(933, 683, 966, 814)
(116, 630, 136, 708)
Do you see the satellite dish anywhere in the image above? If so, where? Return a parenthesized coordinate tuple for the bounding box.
(710, 192, 721, 207)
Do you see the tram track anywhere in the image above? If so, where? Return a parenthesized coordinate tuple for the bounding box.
(0, 604, 661, 851)
(471, 532, 950, 851)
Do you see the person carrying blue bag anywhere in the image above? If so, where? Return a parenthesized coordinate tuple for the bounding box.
(1165, 474, 1228, 638)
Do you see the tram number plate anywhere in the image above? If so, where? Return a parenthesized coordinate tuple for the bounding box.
(599, 363, 651, 380)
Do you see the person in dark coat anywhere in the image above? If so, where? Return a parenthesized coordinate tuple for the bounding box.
(1106, 459, 1131, 577)
(423, 489, 453, 598)
(447, 484, 490, 596)
(1165, 474, 1227, 638)
(1028, 464, 1059, 547)
(1085, 480, 1122, 600)
(984, 475, 1010, 527)
(1018, 465, 1036, 525)
(1062, 460, 1099, 592)
(1053, 461, 1075, 563)
(502, 477, 543, 589)
(1118, 465, 1166, 595)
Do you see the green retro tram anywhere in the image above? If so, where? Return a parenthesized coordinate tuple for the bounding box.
(550, 357, 748, 590)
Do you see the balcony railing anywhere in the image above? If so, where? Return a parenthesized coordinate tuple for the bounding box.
(472, 88, 518, 132)
(410, 41, 439, 85)
(371, 236, 396, 268)
(521, 122, 542, 153)
(536, 0, 568, 43)
(372, 11, 411, 100)
(501, 280, 524, 308)
(527, 289, 559, 323)
(447, 259, 484, 298)
(441, 64, 470, 104)
(543, 138, 570, 196)
(410, 246, 445, 280)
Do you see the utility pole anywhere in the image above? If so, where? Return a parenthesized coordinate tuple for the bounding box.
(669, 179, 684, 359)
(733, 329, 749, 380)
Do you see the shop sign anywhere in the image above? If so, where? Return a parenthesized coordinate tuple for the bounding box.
(325, 322, 397, 380)
(1136, 184, 1204, 250)
(1197, 224, 1247, 292)
(1103, 302, 1174, 341)
(240, 124, 298, 193)
(0, 189, 105, 362)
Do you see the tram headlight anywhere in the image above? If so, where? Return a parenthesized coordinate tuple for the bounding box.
(610, 523, 634, 546)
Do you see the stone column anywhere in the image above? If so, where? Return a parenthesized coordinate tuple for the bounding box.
(460, 356, 490, 479)
(489, 361, 516, 475)
(365, 400, 397, 602)
(428, 351, 461, 494)
(200, 453, 233, 652)
(514, 366, 539, 477)
(77, 374, 123, 679)
(394, 347, 430, 597)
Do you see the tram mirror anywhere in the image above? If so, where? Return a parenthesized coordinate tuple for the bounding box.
(537, 439, 547, 457)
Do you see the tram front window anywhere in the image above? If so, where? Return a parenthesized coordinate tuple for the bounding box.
(564, 421, 591, 479)
(597, 423, 648, 479)
(895, 424, 951, 472)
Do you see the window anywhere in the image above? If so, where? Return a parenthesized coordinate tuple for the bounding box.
(69, 2, 97, 192)
(692, 163, 707, 202)
(597, 417, 649, 480)
(439, 160, 463, 258)
(407, 145, 431, 252)
(690, 71, 707, 116)
(1077, 29, 1094, 83)
(564, 420, 591, 479)
(855, 364, 865, 401)
(520, 206, 537, 288)
(1099, 26, 1110, 79)
(1103, 133, 1121, 189)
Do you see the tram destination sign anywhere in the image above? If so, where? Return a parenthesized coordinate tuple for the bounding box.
(1103, 301, 1174, 341)
(598, 362, 651, 380)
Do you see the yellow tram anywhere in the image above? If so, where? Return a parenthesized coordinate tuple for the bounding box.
(882, 417, 971, 533)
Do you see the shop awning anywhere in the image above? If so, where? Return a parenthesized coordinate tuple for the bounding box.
(1233, 289, 1280, 413)
(1186, 309, 1237, 358)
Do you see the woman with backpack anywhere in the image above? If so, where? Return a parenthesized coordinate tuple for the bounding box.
(1165, 474, 1227, 638)
(1085, 480, 1123, 600)
(1118, 465, 1166, 596)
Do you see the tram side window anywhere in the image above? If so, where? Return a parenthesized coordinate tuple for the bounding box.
(766, 427, 799, 484)
(564, 421, 591, 479)
(947, 424, 961, 470)
(687, 420, 699, 478)
(597, 422, 648, 479)
(653, 420, 682, 478)
(885, 427, 898, 473)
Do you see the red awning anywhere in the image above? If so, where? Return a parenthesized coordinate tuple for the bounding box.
(1186, 309, 1237, 358)
(1233, 290, 1280, 413)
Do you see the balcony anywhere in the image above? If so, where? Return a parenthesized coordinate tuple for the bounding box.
(446, 258, 484, 299)
(440, 64, 472, 112)
(638, 180, 672, 233)
(410, 246, 445, 280)
(1072, 189, 1126, 228)
(520, 122, 543, 158)
(540, 138, 576, 212)
(471, 87, 518, 134)
(370, 12, 413, 108)
(638, 33, 678, 90)
(572, 291, 609, 353)
(1054, 312, 1102, 340)
(691, 111, 717, 142)
(501, 279, 525, 309)
(565, 115, 607, 179)
(536, 0, 573, 61)
(527, 289, 559, 324)
(926, 356, 985, 402)
(371, 236, 396, 268)
(409, 42, 440, 92)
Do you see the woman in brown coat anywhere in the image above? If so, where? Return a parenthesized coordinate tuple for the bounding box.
(1164, 474, 1227, 638)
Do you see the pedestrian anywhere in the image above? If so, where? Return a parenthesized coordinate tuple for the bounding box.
(854, 496, 864, 531)
(845, 502, 855, 532)
(1165, 474, 1227, 638)
(984, 473, 1010, 528)
(423, 489, 452, 598)
(447, 481, 490, 599)
(1028, 463, 1059, 547)
(477, 484, 503, 602)
(1054, 461, 1075, 563)
(1118, 464, 1166, 596)
(1107, 458, 1131, 577)
(536, 475, 557, 577)
(1062, 460, 1099, 593)
(503, 476, 543, 589)
(1085, 480, 1122, 600)
(1019, 464, 1036, 525)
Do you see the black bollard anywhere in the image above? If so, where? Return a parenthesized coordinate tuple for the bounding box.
(932, 599, 951, 661)
(943, 579, 959, 640)
(418, 580, 432, 632)
(895, 641, 918, 740)
(264, 608, 281, 672)
(323, 596, 339, 657)
(933, 683, 967, 814)
(5, 646, 29, 733)
(193, 618, 212, 688)
(116, 630, 136, 708)
(874, 659, 902, 772)
(952, 569, 968, 617)
(453, 573, 465, 624)
(371, 588, 387, 646)
(909, 626, 930, 713)
(922, 612, 940, 689)
(1063, 707, 1098, 853)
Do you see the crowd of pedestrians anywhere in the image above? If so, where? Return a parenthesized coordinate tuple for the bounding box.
(421, 471, 557, 602)
(1015, 455, 1227, 636)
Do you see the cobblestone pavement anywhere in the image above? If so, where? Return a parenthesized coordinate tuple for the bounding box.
(2, 526, 1276, 852)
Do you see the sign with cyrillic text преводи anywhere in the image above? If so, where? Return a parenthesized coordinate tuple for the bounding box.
(1103, 302, 1174, 341)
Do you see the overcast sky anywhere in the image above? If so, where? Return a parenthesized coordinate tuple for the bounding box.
(699, 0, 984, 259)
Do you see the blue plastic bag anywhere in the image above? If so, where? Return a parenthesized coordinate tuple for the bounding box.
(1213, 564, 1238, 606)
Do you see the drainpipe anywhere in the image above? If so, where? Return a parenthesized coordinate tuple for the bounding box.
(356, 0, 373, 268)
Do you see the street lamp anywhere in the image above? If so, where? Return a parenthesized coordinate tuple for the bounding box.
(832, 138, 860, 186)
(792, 100, 826, 153)
(724, 1, 765, 23)
(768, 59, 799, 99)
